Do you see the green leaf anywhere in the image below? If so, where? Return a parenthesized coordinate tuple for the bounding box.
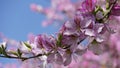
(95, 6, 100, 14)
(10, 51, 18, 56)
(1, 45, 8, 56)
(1, 45, 5, 50)
(56, 34, 63, 47)
(106, 0, 109, 2)
(94, 6, 104, 15)
(91, 39, 98, 44)
(106, 2, 110, 9)
(17, 49, 22, 57)
(23, 42, 32, 49)
(58, 34, 63, 41)
(0, 47, 2, 54)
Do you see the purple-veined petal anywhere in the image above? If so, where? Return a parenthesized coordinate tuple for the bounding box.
(111, 5, 120, 16)
(81, 16, 95, 29)
(63, 53, 72, 66)
(47, 53, 55, 63)
(34, 35, 44, 48)
(55, 52, 63, 65)
(96, 35, 104, 42)
(84, 29, 95, 36)
(81, 0, 96, 12)
(74, 49, 87, 55)
(94, 23, 104, 33)
(64, 21, 77, 35)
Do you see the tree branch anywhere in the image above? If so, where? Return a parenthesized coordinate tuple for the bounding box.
(0, 53, 43, 61)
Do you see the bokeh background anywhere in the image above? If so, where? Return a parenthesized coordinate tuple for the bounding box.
(0, 0, 58, 66)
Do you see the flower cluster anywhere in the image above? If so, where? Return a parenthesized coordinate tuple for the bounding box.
(1, 0, 120, 68)
(30, 0, 82, 27)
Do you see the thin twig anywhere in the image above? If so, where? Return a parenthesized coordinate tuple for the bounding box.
(0, 54, 43, 61)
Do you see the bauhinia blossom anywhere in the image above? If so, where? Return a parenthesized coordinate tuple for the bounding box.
(1, 0, 120, 68)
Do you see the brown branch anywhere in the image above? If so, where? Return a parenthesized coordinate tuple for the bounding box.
(0, 53, 43, 61)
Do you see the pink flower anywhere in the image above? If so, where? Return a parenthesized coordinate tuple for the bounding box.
(4, 64, 17, 68)
(28, 33, 35, 44)
(42, 20, 53, 27)
(81, 0, 96, 12)
(47, 52, 63, 65)
(111, 5, 120, 16)
(30, 3, 43, 12)
(34, 34, 56, 52)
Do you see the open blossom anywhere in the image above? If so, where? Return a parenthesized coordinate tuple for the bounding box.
(81, 0, 96, 12)
(29, 0, 84, 27)
(1, 0, 120, 68)
(62, 9, 105, 43)
(30, 3, 64, 27)
(33, 34, 56, 54)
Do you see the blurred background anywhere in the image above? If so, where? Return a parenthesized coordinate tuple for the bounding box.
(0, 0, 59, 66)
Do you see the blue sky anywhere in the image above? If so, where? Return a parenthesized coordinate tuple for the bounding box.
(0, 0, 59, 65)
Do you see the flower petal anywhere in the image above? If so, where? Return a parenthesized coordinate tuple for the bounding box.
(63, 54, 72, 66)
